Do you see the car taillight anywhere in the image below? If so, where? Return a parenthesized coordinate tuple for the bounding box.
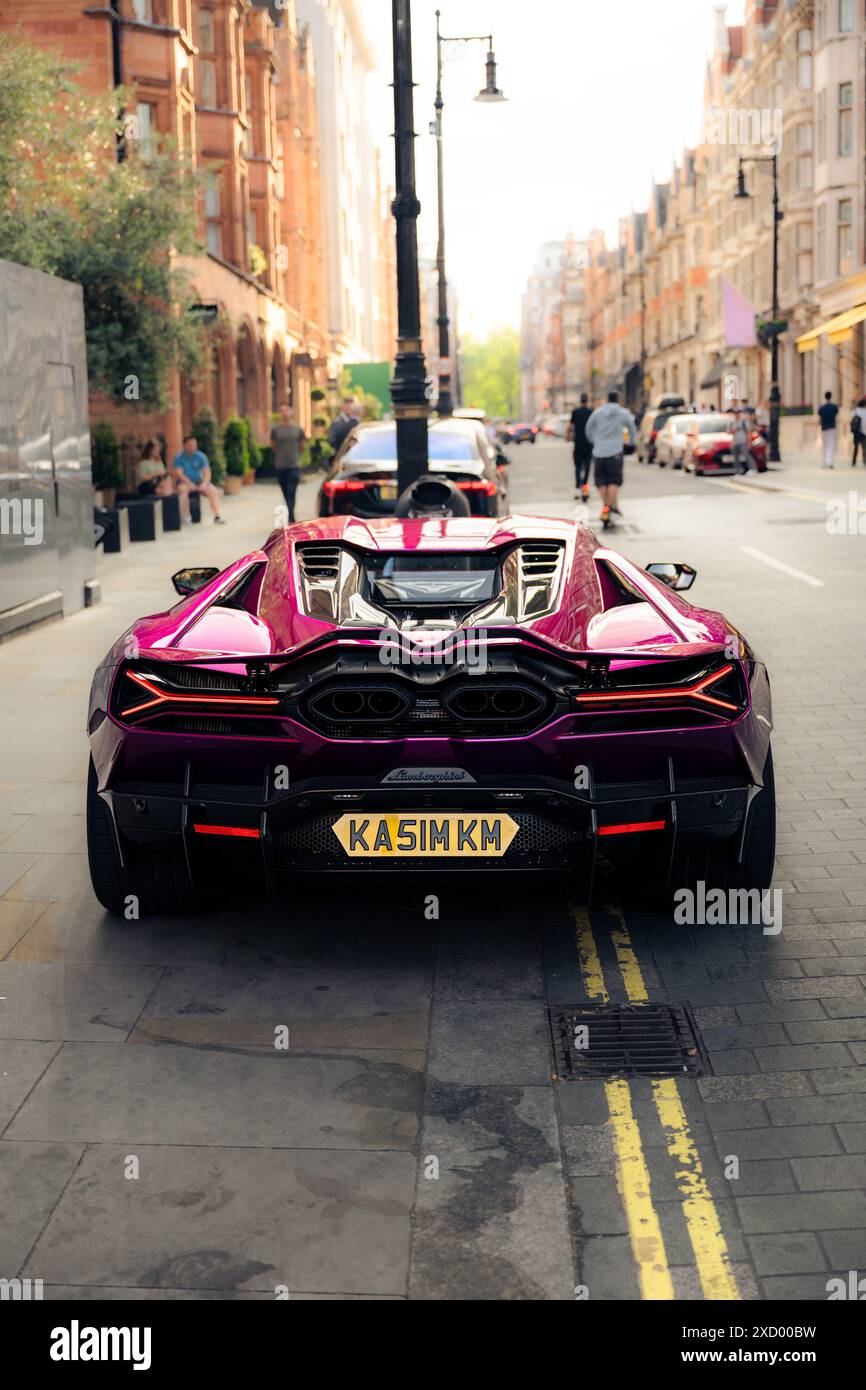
(570, 662, 744, 716)
(456, 479, 497, 495)
(322, 478, 369, 497)
(113, 666, 281, 722)
(650, 430, 658, 442)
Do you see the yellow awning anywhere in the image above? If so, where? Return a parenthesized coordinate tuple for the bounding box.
(797, 303, 866, 352)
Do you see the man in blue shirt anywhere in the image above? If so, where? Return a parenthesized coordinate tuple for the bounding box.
(171, 434, 225, 524)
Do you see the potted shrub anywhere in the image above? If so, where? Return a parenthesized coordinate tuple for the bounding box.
(241, 417, 260, 485)
(222, 416, 249, 494)
(91, 420, 124, 506)
(191, 406, 226, 487)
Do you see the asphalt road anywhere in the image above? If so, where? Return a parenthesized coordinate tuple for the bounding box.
(1, 437, 865, 1301)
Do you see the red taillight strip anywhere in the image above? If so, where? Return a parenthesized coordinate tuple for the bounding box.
(598, 820, 666, 837)
(120, 669, 281, 719)
(193, 824, 261, 839)
(456, 479, 497, 494)
(572, 663, 739, 713)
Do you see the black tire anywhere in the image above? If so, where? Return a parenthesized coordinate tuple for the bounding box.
(87, 759, 201, 918)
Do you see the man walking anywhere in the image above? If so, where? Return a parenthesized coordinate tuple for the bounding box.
(328, 398, 359, 455)
(270, 403, 307, 523)
(585, 390, 636, 527)
(567, 393, 593, 500)
(172, 434, 224, 524)
(819, 390, 839, 468)
(731, 408, 753, 475)
(850, 397, 866, 467)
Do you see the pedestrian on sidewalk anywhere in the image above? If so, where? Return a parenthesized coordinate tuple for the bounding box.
(585, 390, 636, 524)
(850, 397, 866, 467)
(270, 402, 307, 523)
(818, 391, 839, 468)
(731, 409, 754, 474)
(567, 392, 593, 500)
(327, 398, 359, 455)
(172, 434, 225, 524)
(136, 439, 174, 498)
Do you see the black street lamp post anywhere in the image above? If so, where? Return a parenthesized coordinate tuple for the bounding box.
(391, 0, 430, 494)
(735, 154, 783, 462)
(433, 10, 505, 416)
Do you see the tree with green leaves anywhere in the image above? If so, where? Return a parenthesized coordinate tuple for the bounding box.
(460, 327, 521, 419)
(0, 34, 207, 412)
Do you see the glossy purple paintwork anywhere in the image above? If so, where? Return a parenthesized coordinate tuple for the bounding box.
(88, 516, 772, 808)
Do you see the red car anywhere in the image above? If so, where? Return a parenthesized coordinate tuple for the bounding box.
(500, 422, 538, 445)
(684, 414, 768, 475)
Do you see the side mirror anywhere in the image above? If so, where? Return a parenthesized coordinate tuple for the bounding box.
(646, 562, 697, 592)
(172, 566, 220, 596)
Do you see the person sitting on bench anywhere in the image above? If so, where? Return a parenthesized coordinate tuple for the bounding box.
(171, 434, 225, 525)
(136, 439, 175, 498)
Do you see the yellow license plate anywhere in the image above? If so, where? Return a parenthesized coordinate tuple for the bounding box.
(332, 813, 519, 858)
(378, 484, 398, 500)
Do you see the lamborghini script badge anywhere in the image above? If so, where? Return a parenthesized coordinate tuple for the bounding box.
(332, 813, 519, 858)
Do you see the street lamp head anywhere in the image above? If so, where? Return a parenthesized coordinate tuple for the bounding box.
(734, 163, 749, 199)
(475, 50, 506, 102)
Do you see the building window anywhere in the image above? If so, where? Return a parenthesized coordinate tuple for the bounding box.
(797, 28, 812, 89)
(796, 124, 813, 189)
(131, 0, 153, 20)
(134, 101, 156, 160)
(817, 89, 826, 162)
(204, 174, 221, 258)
(839, 0, 854, 33)
(198, 8, 215, 52)
(816, 203, 826, 280)
(838, 199, 853, 274)
(838, 82, 853, 156)
(796, 222, 812, 288)
(199, 58, 217, 107)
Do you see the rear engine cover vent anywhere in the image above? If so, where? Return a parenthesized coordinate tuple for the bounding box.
(520, 542, 562, 577)
(298, 545, 342, 581)
(549, 1003, 708, 1078)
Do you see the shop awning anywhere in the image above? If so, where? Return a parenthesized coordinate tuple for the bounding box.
(797, 303, 866, 353)
(699, 359, 728, 389)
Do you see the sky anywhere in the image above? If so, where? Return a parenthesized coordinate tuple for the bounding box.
(361, 0, 746, 337)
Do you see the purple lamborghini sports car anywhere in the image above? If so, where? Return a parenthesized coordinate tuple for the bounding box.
(86, 515, 774, 915)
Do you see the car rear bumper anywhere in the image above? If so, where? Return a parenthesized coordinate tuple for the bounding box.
(101, 765, 757, 899)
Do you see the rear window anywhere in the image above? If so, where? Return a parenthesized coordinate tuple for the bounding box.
(365, 553, 499, 605)
(346, 430, 476, 462)
(698, 415, 732, 433)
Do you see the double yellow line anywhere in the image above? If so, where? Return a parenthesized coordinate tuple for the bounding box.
(573, 904, 739, 1301)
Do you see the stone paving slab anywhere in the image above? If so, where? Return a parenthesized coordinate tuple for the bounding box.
(25, 1143, 415, 1296)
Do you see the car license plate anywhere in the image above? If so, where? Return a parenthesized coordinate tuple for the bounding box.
(719, 453, 731, 463)
(378, 484, 398, 501)
(332, 812, 519, 858)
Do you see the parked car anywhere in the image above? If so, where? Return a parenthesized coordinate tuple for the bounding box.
(683, 414, 768, 476)
(637, 409, 677, 464)
(654, 413, 699, 469)
(318, 418, 508, 518)
(86, 515, 775, 915)
(500, 422, 538, 445)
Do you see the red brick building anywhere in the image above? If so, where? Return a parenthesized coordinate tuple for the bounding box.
(4, 0, 338, 464)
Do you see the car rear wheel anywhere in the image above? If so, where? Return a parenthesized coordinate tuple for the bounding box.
(87, 759, 201, 918)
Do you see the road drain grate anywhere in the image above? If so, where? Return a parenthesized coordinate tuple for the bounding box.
(549, 1003, 708, 1078)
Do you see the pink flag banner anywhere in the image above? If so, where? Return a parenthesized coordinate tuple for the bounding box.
(722, 276, 758, 347)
